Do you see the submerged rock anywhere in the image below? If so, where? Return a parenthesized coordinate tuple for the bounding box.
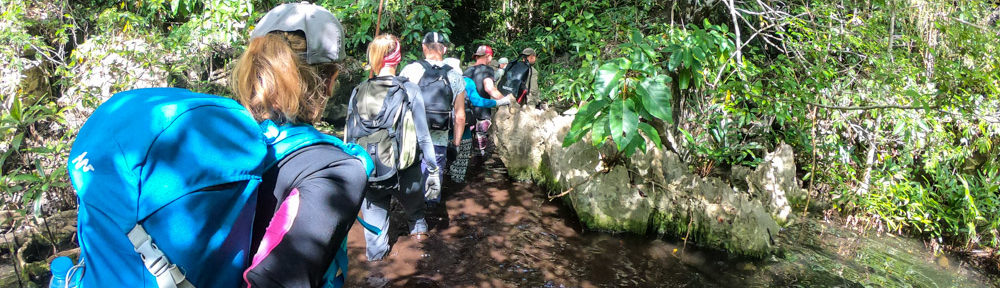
(491, 105, 800, 257)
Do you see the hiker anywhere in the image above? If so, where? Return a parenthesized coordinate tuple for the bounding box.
(346, 34, 441, 261)
(464, 45, 513, 153)
(495, 57, 509, 81)
(442, 56, 514, 182)
(521, 48, 541, 108)
(235, 4, 369, 287)
(62, 4, 369, 287)
(398, 32, 467, 205)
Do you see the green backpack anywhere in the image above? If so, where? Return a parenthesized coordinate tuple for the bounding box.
(345, 75, 419, 182)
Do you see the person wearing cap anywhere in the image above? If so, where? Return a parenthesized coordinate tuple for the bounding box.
(521, 47, 541, 108)
(464, 45, 511, 119)
(443, 57, 513, 183)
(347, 34, 442, 261)
(495, 57, 509, 81)
(232, 3, 366, 286)
(398, 32, 468, 204)
(463, 45, 513, 154)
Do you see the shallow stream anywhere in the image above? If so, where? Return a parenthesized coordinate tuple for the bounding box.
(346, 152, 997, 287)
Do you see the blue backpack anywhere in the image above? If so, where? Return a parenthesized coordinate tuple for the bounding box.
(64, 88, 373, 287)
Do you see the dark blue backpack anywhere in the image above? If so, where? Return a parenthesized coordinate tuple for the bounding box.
(64, 88, 373, 287)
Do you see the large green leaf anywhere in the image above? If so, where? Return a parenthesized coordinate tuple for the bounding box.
(594, 59, 627, 98)
(610, 98, 639, 151)
(609, 98, 624, 146)
(669, 50, 682, 71)
(638, 122, 662, 148)
(622, 133, 646, 157)
(692, 46, 706, 62)
(591, 114, 610, 146)
(637, 74, 673, 122)
(683, 49, 694, 68)
(563, 99, 610, 147)
(678, 69, 690, 90)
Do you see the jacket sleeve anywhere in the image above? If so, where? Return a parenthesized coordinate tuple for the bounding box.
(404, 82, 439, 170)
(344, 87, 358, 142)
(528, 66, 539, 99)
(463, 77, 498, 108)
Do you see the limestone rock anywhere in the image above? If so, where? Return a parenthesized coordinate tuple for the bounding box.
(746, 143, 805, 225)
(491, 104, 784, 256)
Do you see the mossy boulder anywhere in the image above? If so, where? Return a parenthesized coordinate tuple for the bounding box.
(491, 105, 799, 257)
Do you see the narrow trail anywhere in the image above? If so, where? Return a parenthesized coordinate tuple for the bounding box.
(343, 152, 740, 287)
(344, 154, 580, 287)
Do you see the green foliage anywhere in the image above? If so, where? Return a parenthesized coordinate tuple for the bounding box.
(563, 30, 671, 158)
(738, 0, 1000, 251)
(319, 0, 454, 64)
(0, 95, 72, 215)
(3, 0, 999, 263)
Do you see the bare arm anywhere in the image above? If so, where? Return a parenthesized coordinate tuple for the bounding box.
(483, 78, 508, 100)
(452, 91, 466, 146)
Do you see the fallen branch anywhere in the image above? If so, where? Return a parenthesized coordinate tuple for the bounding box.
(547, 170, 602, 200)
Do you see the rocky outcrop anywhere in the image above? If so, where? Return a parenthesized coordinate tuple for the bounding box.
(491, 106, 803, 256)
(746, 144, 806, 225)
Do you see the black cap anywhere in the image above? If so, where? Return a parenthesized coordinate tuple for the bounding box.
(422, 32, 449, 44)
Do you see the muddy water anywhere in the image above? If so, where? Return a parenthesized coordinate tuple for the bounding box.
(345, 153, 997, 287)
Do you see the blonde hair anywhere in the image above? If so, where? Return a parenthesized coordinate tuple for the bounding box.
(367, 34, 399, 77)
(231, 31, 339, 123)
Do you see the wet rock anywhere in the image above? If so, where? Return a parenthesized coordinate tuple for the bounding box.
(491, 105, 785, 257)
(746, 143, 805, 226)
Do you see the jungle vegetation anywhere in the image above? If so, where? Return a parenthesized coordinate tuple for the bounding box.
(2, 0, 998, 275)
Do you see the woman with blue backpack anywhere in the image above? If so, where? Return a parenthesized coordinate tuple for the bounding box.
(345, 34, 442, 261)
(62, 3, 371, 288)
(233, 3, 370, 287)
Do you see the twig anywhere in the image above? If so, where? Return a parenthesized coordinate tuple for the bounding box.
(804, 106, 817, 216)
(951, 16, 987, 30)
(40, 216, 58, 256)
(726, 0, 743, 65)
(681, 208, 693, 258)
(547, 169, 603, 200)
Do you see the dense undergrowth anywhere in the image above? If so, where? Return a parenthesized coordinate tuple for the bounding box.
(2, 0, 999, 273)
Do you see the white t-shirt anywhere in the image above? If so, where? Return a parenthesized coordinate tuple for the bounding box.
(399, 59, 466, 146)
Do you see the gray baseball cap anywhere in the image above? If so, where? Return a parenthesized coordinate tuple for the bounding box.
(250, 2, 345, 64)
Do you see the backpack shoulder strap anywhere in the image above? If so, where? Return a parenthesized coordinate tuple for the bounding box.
(128, 225, 195, 288)
(417, 59, 431, 70)
(261, 120, 374, 177)
(390, 76, 414, 102)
